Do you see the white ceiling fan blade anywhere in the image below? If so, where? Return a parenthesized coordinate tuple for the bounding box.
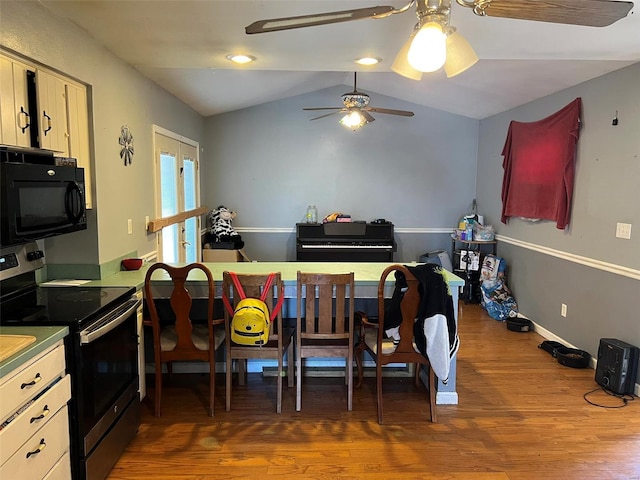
(246, 6, 397, 34)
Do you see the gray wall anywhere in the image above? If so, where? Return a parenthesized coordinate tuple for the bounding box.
(203, 86, 479, 262)
(1, 1, 204, 267)
(476, 63, 640, 384)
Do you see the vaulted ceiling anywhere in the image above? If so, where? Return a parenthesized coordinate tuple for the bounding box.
(39, 0, 639, 119)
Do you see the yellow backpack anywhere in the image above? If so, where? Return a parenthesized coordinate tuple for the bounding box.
(223, 272, 283, 346)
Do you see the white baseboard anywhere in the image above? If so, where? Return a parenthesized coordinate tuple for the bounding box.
(525, 317, 639, 394)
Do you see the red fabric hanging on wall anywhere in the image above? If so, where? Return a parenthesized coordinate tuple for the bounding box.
(501, 98, 581, 230)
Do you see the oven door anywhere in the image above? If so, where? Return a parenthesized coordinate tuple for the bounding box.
(73, 297, 141, 457)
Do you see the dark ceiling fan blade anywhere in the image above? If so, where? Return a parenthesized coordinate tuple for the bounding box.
(366, 107, 415, 117)
(246, 6, 396, 34)
(474, 0, 634, 27)
(308, 111, 345, 121)
(303, 107, 343, 111)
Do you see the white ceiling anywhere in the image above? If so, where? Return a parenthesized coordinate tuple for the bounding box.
(39, 0, 640, 119)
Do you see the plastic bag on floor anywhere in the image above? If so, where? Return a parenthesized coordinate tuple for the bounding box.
(480, 278, 518, 321)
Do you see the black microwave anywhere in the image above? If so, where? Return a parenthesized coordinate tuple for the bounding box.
(1, 148, 87, 247)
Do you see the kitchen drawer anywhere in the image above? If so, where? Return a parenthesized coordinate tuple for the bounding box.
(42, 451, 71, 480)
(0, 405, 69, 480)
(0, 342, 66, 422)
(0, 374, 70, 457)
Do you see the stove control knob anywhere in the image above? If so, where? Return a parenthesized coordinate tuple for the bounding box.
(27, 250, 45, 261)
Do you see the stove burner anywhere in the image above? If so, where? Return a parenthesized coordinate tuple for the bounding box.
(55, 289, 108, 303)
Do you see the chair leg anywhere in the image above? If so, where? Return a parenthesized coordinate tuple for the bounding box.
(414, 363, 421, 388)
(287, 343, 294, 388)
(276, 356, 283, 414)
(154, 361, 162, 418)
(238, 359, 246, 386)
(296, 353, 302, 412)
(225, 353, 232, 412)
(354, 343, 364, 388)
(428, 365, 438, 423)
(347, 351, 353, 412)
(208, 356, 215, 417)
(376, 362, 384, 424)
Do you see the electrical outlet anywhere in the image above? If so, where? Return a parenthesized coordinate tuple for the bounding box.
(561, 303, 567, 318)
(127, 218, 133, 235)
(616, 222, 632, 239)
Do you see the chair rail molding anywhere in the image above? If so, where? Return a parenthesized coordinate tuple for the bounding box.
(496, 235, 640, 281)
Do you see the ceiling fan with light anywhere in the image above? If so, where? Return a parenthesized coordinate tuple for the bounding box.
(303, 72, 414, 130)
(246, 0, 634, 79)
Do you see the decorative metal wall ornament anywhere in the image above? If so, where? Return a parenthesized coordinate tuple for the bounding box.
(119, 125, 134, 165)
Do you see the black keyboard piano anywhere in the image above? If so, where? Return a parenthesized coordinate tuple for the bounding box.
(296, 222, 395, 262)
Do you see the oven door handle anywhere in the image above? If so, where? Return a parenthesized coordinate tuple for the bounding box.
(79, 297, 142, 345)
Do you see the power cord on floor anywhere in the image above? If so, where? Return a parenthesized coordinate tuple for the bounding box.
(583, 386, 636, 408)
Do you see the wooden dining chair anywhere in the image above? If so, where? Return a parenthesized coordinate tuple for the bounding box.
(222, 272, 294, 413)
(354, 264, 437, 424)
(296, 271, 355, 411)
(144, 262, 225, 417)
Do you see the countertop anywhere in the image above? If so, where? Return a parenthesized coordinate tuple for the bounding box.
(81, 261, 465, 292)
(0, 326, 69, 379)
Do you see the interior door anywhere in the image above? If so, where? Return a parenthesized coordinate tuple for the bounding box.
(154, 132, 201, 263)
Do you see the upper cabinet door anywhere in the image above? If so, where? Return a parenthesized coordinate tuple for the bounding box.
(66, 82, 92, 209)
(36, 69, 69, 155)
(0, 55, 32, 147)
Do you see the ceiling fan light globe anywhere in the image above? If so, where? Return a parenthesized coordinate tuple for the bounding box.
(444, 31, 479, 78)
(339, 111, 367, 130)
(391, 33, 423, 81)
(407, 22, 446, 73)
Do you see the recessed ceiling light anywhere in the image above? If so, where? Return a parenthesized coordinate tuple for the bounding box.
(355, 57, 381, 66)
(226, 54, 256, 64)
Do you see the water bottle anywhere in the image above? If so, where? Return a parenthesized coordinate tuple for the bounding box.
(311, 205, 318, 223)
(306, 205, 313, 223)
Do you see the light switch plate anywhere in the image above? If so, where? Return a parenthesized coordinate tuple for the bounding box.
(616, 222, 632, 239)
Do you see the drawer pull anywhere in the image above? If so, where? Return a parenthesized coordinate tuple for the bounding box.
(26, 438, 46, 458)
(30, 405, 50, 423)
(21, 372, 42, 389)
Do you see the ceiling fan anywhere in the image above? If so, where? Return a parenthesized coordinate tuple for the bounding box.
(303, 72, 414, 130)
(246, 0, 634, 79)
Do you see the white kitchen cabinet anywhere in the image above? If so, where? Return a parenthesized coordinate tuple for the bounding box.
(66, 82, 93, 209)
(0, 340, 71, 480)
(0, 48, 93, 209)
(0, 54, 33, 147)
(35, 69, 69, 156)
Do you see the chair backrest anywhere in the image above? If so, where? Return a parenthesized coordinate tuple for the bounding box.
(144, 262, 215, 355)
(222, 272, 284, 342)
(297, 272, 355, 340)
(377, 264, 421, 361)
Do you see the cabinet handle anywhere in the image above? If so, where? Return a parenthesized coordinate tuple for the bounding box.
(43, 110, 52, 135)
(19, 106, 30, 133)
(30, 405, 50, 423)
(21, 372, 42, 389)
(26, 438, 46, 459)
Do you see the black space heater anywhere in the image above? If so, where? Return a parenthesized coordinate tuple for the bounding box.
(595, 338, 639, 395)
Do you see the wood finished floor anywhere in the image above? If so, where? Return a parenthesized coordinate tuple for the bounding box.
(108, 303, 639, 480)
